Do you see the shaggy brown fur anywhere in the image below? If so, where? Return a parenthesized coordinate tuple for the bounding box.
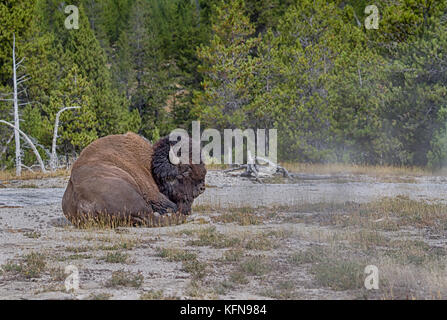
(62, 132, 206, 226)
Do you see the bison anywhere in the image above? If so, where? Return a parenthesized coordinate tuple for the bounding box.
(62, 132, 206, 226)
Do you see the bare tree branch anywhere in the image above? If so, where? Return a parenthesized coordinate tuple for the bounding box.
(17, 77, 31, 85)
(50, 106, 81, 171)
(12, 33, 22, 176)
(0, 120, 47, 173)
(16, 57, 25, 66)
(16, 74, 28, 82)
(20, 164, 34, 173)
(18, 102, 33, 106)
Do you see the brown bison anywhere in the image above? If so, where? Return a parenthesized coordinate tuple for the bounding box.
(62, 132, 206, 226)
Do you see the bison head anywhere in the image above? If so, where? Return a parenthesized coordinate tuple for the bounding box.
(151, 136, 206, 215)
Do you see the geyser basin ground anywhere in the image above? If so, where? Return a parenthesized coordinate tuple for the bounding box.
(0, 170, 446, 299)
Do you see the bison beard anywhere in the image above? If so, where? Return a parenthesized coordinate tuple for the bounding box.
(62, 133, 206, 226)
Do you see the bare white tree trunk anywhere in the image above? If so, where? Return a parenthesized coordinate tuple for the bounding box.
(0, 34, 33, 176)
(1, 34, 29, 176)
(12, 34, 21, 177)
(0, 120, 47, 173)
(50, 106, 80, 171)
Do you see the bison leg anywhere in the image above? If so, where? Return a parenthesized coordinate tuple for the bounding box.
(148, 194, 178, 215)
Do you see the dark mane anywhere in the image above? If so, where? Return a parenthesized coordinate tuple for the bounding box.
(151, 136, 179, 201)
(152, 136, 206, 215)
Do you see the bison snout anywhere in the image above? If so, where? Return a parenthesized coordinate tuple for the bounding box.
(193, 185, 205, 197)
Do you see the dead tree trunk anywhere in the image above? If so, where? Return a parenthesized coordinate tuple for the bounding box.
(12, 34, 21, 176)
(255, 156, 291, 178)
(50, 106, 80, 171)
(224, 155, 290, 182)
(0, 34, 30, 176)
(0, 120, 47, 173)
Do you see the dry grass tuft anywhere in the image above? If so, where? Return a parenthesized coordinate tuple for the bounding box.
(105, 270, 144, 288)
(89, 293, 113, 300)
(212, 210, 264, 225)
(156, 247, 207, 279)
(140, 290, 164, 300)
(290, 246, 364, 291)
(287, 195, 447, 298)
(102, 252, 129, 264)
(260, 281, 297, 299)
(238, 255, 272, 276)
(182, 259, 208, 280)
(186, 227, 275, 250)
(1, 252, 47, 279)
(293, 196, 447, 233)
(0, 169, 69, 182)
(55, 253, 93, 261)
(67, 211, 187, 229)
(221, 249, 245, 262)
(156, 248, 197, 262)
(187, 227, 241, 249)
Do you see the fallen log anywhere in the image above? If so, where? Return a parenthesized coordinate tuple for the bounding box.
(224, 155, 291, 182)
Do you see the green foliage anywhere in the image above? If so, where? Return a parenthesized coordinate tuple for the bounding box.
(383, 21, 447, 166)
(2, 0, 447, 170)
(194, 0, 447, 165)
(428, 123, 447, 169)
(48, 66, 98, 151)
(193, 0, 261, 130)
(270, 0, 345, 161)
(375, 0, 447, 46)
(96, 0, 133, 46)
(0, 0, 36, 84)
(328, 10, 390, 164)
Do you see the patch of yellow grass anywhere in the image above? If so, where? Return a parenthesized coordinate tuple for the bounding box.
(206, 161, 440, 176)
(0, 169, 70, 182)
(212, 211, 263, 225)
(68, 211, 187, 229)
(156, 248, 197, 262)
(280, 162, 433, 177)
(327, 196, 447, 232)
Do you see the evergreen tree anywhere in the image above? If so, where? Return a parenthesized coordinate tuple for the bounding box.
(39, 1, 140, 137)
(0, 0, 36, 84)
(46, 66, 98, 154)
(270, 0, 344, 161)
(193, 0, 260, 130)
(99, 0, 133, 46)
(114, 0, 178, 141)
(2, 0, 447, 169)
(385, 21, 447, 166)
